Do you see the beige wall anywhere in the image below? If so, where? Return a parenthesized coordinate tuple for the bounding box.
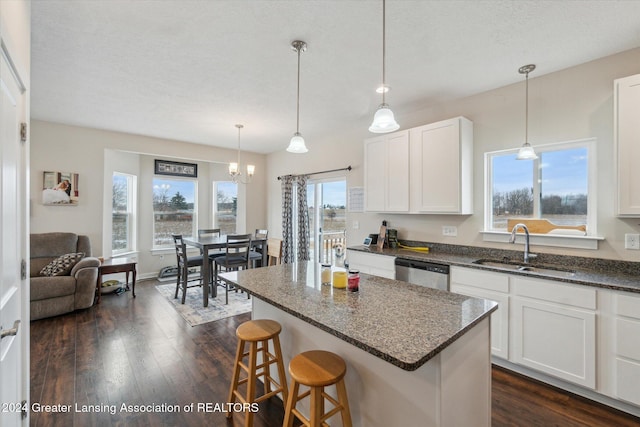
(30, 48, 640, 270)
(266, 48, 640, 262)
(30, 121, 268, 276)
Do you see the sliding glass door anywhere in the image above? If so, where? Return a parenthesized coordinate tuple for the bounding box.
(306, 178, 347, 263)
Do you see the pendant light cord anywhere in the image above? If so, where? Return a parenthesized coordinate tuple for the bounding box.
(382, 0, 386, 105)
(296, 46, 301, 134)
(525, 70, 529, 144)
(237, 125, 241, 166)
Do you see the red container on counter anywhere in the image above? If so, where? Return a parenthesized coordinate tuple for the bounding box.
(348, 270, 360, 292)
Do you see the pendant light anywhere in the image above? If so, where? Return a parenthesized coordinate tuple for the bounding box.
(516, 64, 538, 160)
(287, 40, 308, 153)
(369, 0, 399, 133)
(229, 124, 255, 184)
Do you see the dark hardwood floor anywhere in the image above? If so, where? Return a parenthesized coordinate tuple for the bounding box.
(30, 279, 640, 427)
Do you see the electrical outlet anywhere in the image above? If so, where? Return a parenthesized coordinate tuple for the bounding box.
(625, 233, 640, 250)
(442, 226, 458, 237)
(352, 220, 359, 229)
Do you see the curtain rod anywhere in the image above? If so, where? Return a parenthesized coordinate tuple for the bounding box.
(277, 165, 352, 180)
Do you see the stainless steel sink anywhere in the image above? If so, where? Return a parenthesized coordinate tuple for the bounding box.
(472, 259, 576, 278)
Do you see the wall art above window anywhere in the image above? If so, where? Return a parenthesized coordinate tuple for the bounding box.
(42, 171, 79, 205)
(154, 160, 197, 178)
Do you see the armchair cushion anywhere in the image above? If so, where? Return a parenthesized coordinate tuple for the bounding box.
(40, 252, 85, 277)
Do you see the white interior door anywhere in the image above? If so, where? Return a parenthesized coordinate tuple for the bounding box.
(1, 43, 28, 426)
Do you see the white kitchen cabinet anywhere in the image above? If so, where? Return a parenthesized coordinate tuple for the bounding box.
(346, 250, 395, 279)
(364, 131, 410, 212)
(612, 292, 640, 406)
(614, 73, 640, 216)
(512, 276, 597, 389)
(409, 117, 473, 214)
(450, 267, 510, 359)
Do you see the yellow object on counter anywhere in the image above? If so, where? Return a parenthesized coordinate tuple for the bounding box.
(397, 243, 430, 252)
(332, 271, 347, 288)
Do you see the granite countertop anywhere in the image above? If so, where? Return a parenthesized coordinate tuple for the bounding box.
(349, 243, 640, 294)
(219, 261, 497, 371)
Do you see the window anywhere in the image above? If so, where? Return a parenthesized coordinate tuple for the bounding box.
(486, 139, 595, 236)
(112, 172, 137, 254)
(213, 181, 237, 235)
(153, 178, 197, 247)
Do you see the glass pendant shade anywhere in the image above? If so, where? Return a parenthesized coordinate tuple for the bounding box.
(228, 162, 239, 175)
(246, 164, 255, 177)
(287, 132, 308, 153)
(369, 103, 399, 133)
(516, 143, 538, 160)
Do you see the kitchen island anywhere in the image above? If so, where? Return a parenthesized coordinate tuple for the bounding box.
(220, 262, 497, 426)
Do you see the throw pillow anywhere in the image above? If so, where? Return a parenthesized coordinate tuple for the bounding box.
(40, 252, 85, 277)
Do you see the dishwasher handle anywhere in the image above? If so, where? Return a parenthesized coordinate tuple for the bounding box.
(394, 258, 449, 275)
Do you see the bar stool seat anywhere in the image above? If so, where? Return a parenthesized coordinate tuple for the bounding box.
(283, 350, 353, 427)
(227, 319, 288, 427)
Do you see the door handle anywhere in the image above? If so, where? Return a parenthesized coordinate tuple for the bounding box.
(0, 320, 20, 339)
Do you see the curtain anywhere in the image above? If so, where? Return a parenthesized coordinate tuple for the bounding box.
(281, 176, 295, 263)
(281, 175, 310, 263)
(296, 175, 310, 261)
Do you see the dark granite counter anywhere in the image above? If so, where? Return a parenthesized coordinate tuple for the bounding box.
(220, 261, 497, 371)
(349, 243, 640, 294)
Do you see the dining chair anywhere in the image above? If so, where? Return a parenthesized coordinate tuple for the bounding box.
(249, 229, 269, 268)
(198, 228, 224, 293)
(267, 238, 283, 266)
(172, 234, 204, 304)
(214, 234, 252, 304)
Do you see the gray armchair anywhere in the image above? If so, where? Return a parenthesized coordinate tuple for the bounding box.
(30, 232, 100, 320)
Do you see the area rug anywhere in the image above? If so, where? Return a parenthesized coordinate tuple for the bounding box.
(155, 282, 252, 327)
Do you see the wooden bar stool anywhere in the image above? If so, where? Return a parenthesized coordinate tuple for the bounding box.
(227, 319, 288, 427)
(283, 350, 353, 427)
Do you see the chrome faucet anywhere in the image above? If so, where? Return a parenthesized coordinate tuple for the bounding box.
(509, 223, 537, 263)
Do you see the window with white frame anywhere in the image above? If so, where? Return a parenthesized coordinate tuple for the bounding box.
(485, 139, 595, 236)
(112, 172, 137, 254)
(213, 181, 238, 235)
(153, 178, 197, 247)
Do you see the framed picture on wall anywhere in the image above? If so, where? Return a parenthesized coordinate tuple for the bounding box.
(154, 160, 198, 178)
(42, 171, 79, 205)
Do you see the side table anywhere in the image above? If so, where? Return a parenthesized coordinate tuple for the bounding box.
(96, 257, 137, 304)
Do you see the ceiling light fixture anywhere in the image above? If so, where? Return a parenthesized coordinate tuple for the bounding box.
(287, 40, 308, 153)
(516, 64, 538, 160)
(229, 124, 255, 184)
(369, 0, 399, 134)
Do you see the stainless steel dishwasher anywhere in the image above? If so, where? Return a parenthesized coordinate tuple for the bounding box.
(394, 258, 450, 291)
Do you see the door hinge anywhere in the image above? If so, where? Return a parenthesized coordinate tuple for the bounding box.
(21, 259, 27, 280)
(21, 399, 27, 419)
(20, 122, 27, 143)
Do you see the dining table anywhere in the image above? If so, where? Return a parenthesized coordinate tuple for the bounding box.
(183, 234, 267, 307)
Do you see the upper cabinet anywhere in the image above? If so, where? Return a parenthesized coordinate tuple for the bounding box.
(364, 116, 473, 214)
(364, 130, 410, 212)
(409, 117, 473, 214)
(614, 74, 640, 216)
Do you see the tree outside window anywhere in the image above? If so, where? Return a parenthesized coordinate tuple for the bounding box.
(153, 178, 197, 247)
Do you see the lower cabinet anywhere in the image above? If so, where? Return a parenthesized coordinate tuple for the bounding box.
(346, 250, 395, 279)
(611, 292, 640, 406)
(451, 267, 597, 389)
(450, 267, 510, 359)
(512, 276, 597, 389)
(451, 266, 640, 412)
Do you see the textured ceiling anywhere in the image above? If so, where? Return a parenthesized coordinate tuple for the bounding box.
(31, 0, 640, 154)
